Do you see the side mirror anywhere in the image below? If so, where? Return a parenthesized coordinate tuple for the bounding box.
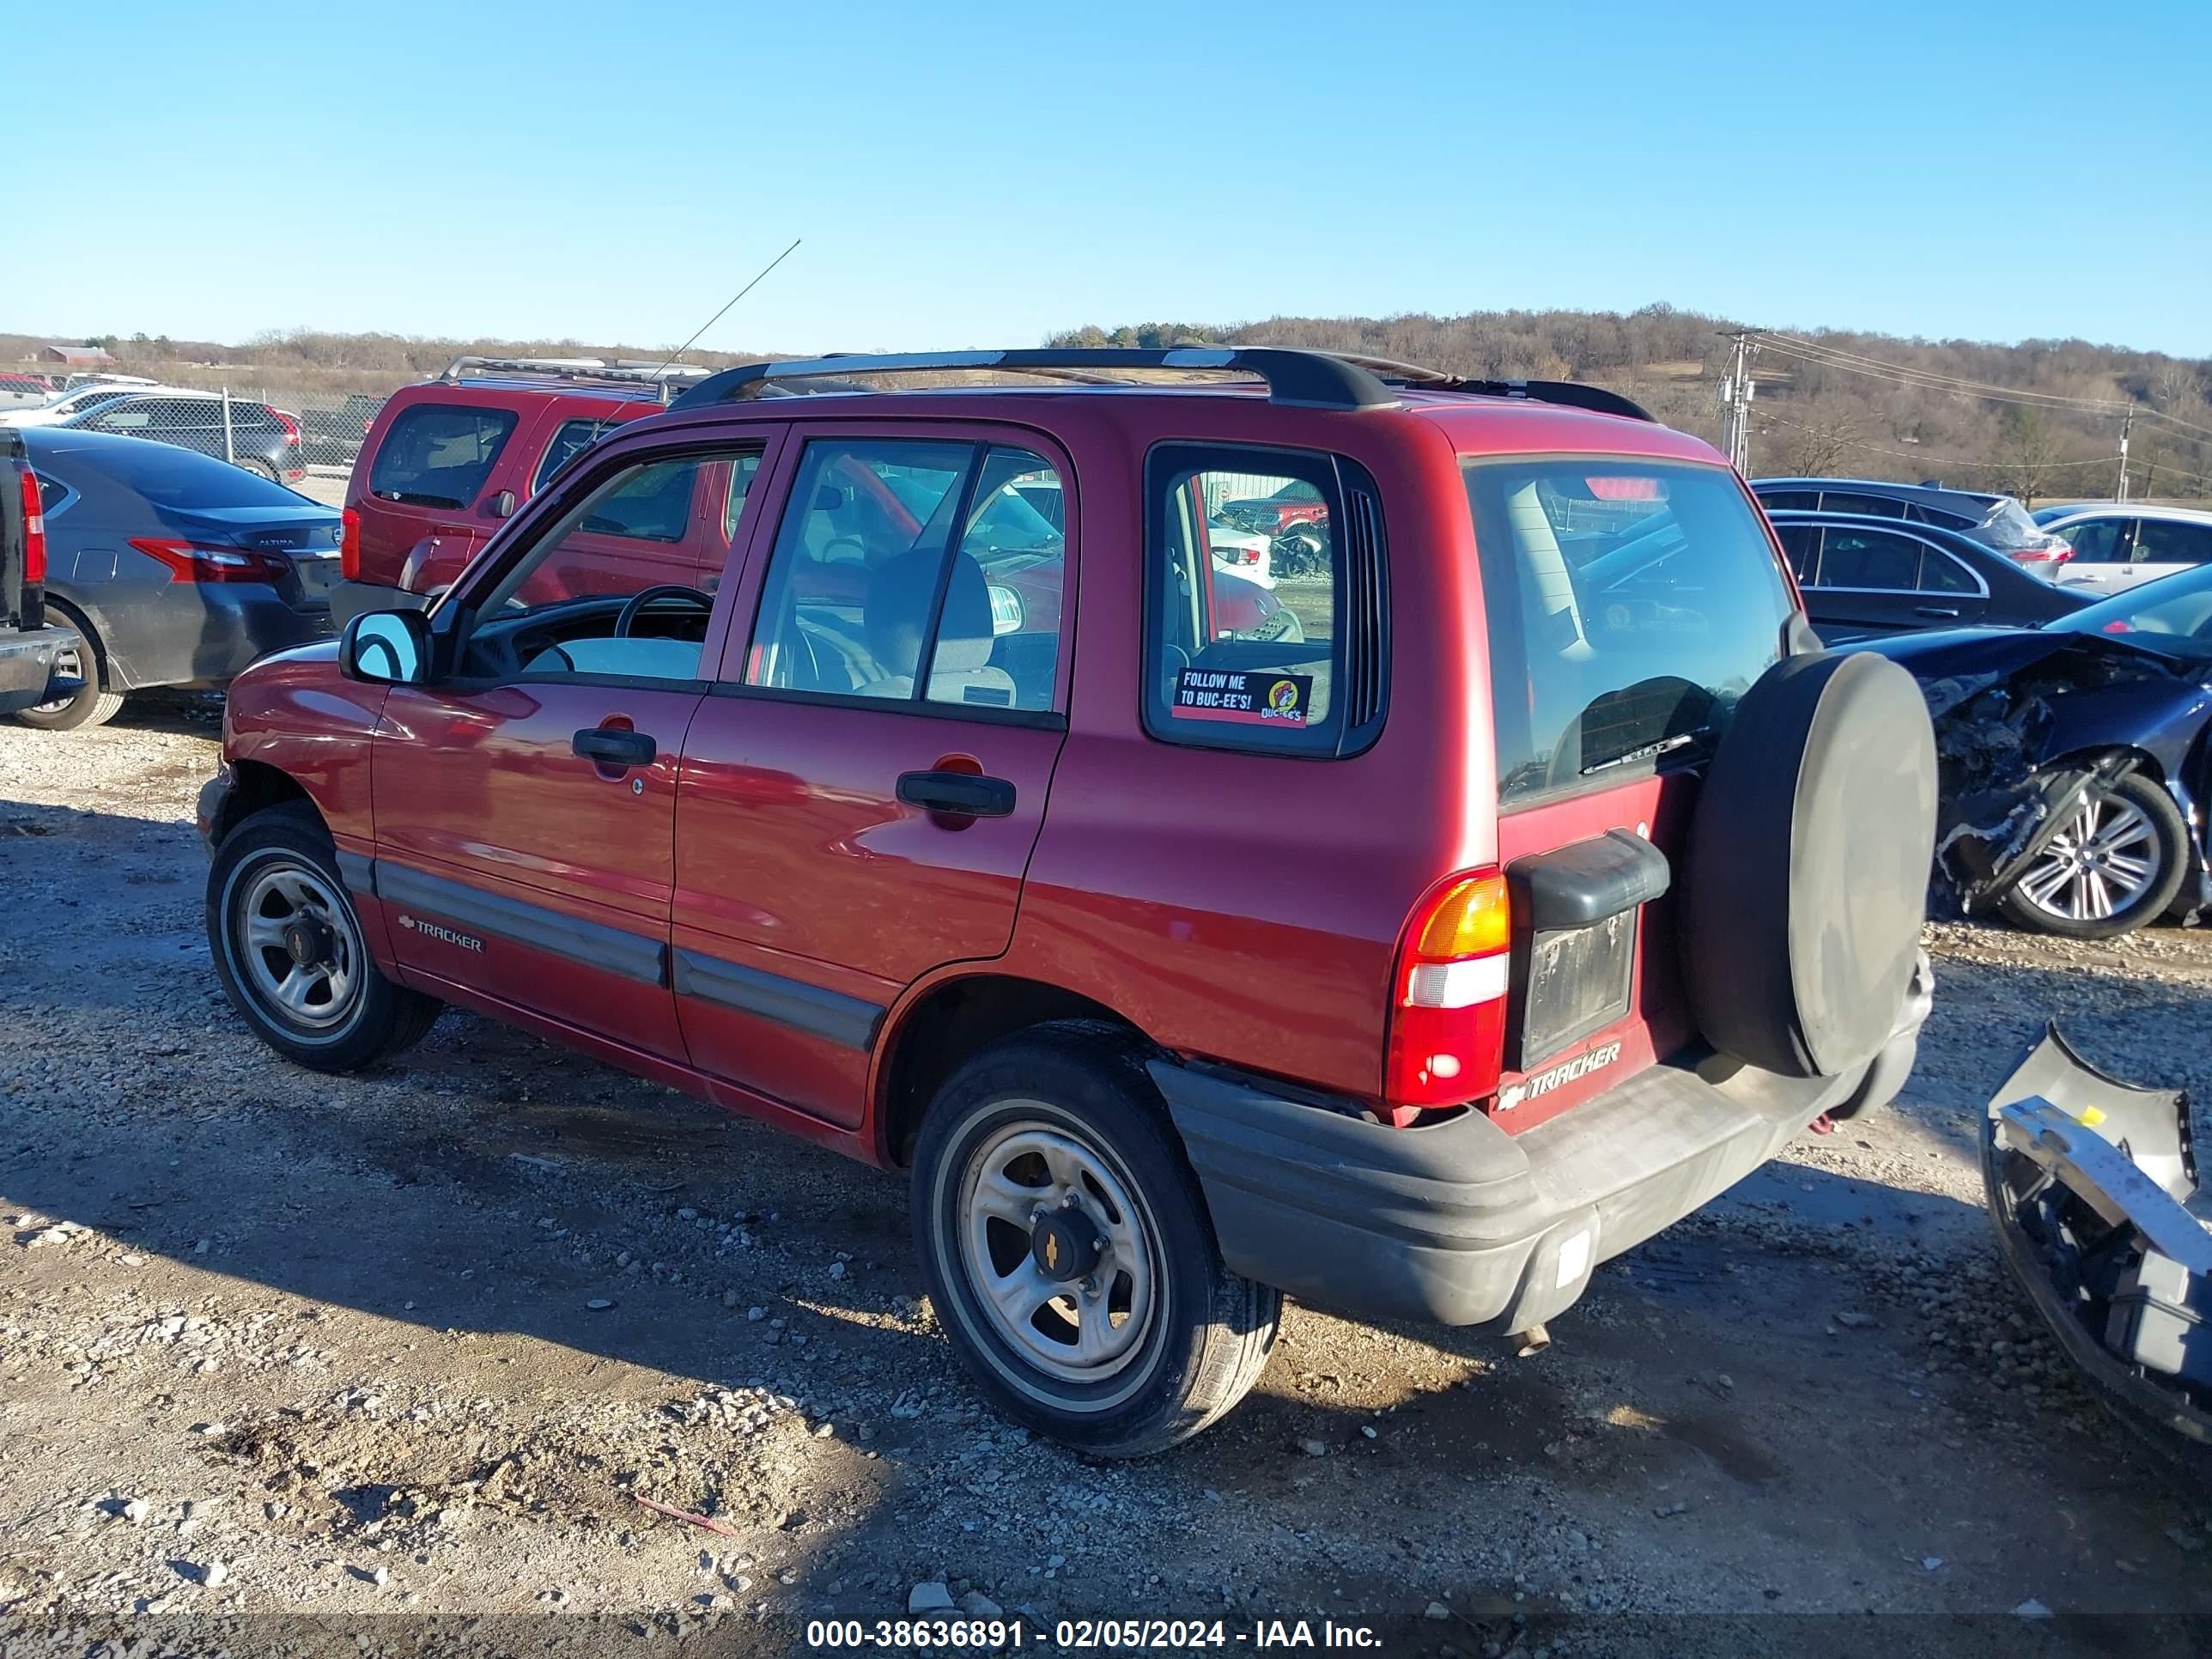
(339, 608, 431, 685)
(491, 489, 518, 520)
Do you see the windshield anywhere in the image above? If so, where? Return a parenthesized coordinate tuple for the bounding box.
(2046, 563, 2212, 661)
(1464, 458, 1796, 806)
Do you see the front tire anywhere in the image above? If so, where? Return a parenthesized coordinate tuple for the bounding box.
(1997, 769, 2190, 939)
(911, 1024, 1279, 1456)
(208, 803, 441, 1071)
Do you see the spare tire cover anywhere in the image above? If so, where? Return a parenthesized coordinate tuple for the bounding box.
(1680, 650, 1936, 1079)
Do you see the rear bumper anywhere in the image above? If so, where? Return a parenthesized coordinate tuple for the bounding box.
(330, 579, 425, 631)
(0, 621, 85, 715)
(1154, 954, 1931, 1333)
(108, 587, 333, 692)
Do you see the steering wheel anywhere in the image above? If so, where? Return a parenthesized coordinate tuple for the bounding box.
(614, 585, 713, 638)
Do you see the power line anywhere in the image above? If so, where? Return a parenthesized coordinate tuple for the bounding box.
(1753, 336, 2124, 415)
(1754, 410, 2120, 474)
(1756, 331, 2125, 410)
(1753, 329, 2212, 442)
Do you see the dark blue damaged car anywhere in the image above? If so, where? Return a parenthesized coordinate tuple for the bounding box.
(1862, 565, 2212, 940)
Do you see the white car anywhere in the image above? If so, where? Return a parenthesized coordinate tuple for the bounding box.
(1204, 519, 1275, 587)
(0, 381, 209, 429)
(2033, 504, 2212, 596)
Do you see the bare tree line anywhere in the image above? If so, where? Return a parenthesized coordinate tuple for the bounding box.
(1052, 309, 2212, 503)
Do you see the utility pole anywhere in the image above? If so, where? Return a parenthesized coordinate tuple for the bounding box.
(2117, 404, 2133, 503)
(1717, 331, 1754, 472)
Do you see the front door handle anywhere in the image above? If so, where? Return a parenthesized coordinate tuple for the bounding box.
(574, 726, 658, 768)
(1913, 605, 1960, 619)
(897, 770, 1016, 818)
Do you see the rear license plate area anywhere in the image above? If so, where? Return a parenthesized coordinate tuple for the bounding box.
(1510, 908, 1636, 1072)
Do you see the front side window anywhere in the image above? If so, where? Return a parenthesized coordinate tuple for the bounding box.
(1820, 491, 1907, 518)
(534, 417, 623, 490)
(1816, 529, 1921, 591)
(744, 438, 1065, 714)
(368, 403, 519, 509)
(1145, 447, 1364, 757)
(453, 447, 762, 684)
(1468, 459, 1794, 808)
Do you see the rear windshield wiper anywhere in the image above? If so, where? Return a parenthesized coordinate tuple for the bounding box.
(1579, 728, 1711, 776)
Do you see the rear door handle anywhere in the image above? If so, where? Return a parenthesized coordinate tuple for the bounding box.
(573, 727, 658, 768)
(897, 770, 1016, 818)
(1913, 606, 1960, 619)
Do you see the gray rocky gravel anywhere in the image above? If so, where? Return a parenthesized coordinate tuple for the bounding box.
(2, 708, 2209, 1655)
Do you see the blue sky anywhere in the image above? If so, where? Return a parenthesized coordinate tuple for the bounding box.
(19, 2, 2211, 356)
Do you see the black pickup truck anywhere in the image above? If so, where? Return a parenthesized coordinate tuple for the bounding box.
(0, 427, 86, 715)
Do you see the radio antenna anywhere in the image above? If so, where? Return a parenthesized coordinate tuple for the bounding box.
(652, 236, 802, 384)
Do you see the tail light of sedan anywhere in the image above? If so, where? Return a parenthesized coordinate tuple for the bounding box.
(129, 538, 291, 584)
(2013, 542, 2075, 570)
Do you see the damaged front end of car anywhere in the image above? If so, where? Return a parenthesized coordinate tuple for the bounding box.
(1984, 1025, 2212, 1481)
(1906, 634, 2209, 915)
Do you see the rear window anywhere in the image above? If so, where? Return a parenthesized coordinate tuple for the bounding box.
(1466, 459, 1794, 807)
(368, 403, 518, 509)
(35, 434, 307, 509)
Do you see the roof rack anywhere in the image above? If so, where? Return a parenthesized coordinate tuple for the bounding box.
(666, 348, 1403, 414)
(662, 346, 1658, 423)
(1318, 352, 1656, 422)
(435, 356, 718, 402)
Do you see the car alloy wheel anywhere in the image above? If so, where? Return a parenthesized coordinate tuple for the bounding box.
(227, 859, 363, 1036)
(30, 643, 87, 714)
(2014, 792, 2160, 924)
(955, 1115, 1159, 1397)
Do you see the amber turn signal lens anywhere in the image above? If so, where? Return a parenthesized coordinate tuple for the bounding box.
(1413, 872, 1510, 960)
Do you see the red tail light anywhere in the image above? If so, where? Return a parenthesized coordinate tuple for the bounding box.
(2014, 544, 2073, 564)
(129, 537, 287, 584)
(340, 507, 362, 581)
(19, 465, 46, 585)
(274, 410, 301, 450)
(1383, 871, 1511, 1124)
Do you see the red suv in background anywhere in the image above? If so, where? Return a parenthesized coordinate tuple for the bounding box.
(331, 358, 718, 626)
(201, 348, 1936, 1456)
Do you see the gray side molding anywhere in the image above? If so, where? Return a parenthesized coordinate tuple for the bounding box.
(672, 949, 884, 1051)
(375, 861, 667, 986)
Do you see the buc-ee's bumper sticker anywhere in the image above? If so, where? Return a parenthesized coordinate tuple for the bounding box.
(1172, 667, 1312, 726)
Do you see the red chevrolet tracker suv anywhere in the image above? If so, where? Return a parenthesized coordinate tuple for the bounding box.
(199, 348, 1936, 1455)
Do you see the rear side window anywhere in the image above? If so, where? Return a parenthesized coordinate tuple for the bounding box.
(743, 437, 1067, 714)
(1754, 489, 1818, 511)
(1467, 459, 1793, 808)
(2135, 520, 2212, 566)
(368, 403, 518, 509)
(1143, 445, 1386, 758)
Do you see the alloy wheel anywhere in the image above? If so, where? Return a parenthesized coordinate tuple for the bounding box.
(2014, 792, 2160, 924)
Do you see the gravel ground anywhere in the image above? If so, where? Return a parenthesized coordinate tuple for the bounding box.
(3, 708, 2209, 1656)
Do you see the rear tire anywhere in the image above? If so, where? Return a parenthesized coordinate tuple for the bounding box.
(1997, 770, 2189, 939)
(208, 803, 441, 1072)
(235, 456, 280, 483)
(13, 617, 125, 732)
(911, 1023, 1279, 1456)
